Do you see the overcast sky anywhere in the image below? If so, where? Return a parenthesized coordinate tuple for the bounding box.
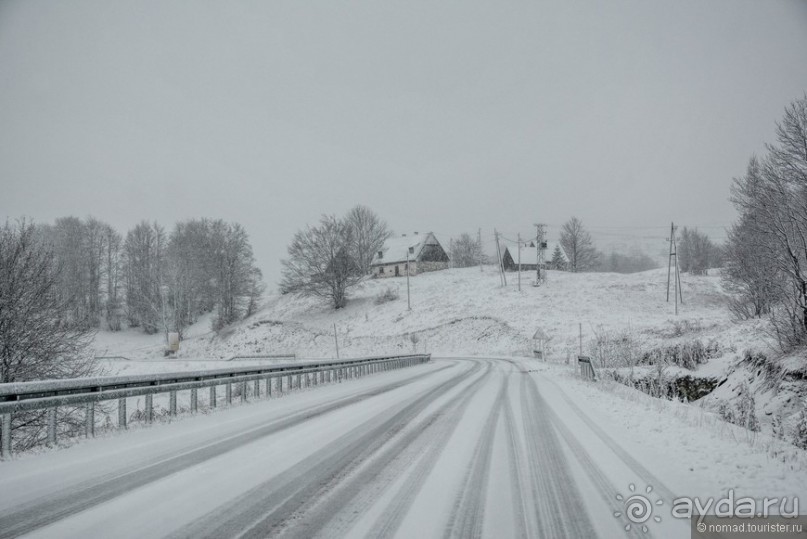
(1, 0, 806, 288)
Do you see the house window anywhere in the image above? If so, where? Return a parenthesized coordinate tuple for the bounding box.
(379, 267, 384, 274)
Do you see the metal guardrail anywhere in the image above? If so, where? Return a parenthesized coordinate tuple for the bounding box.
(228, 354, 296, 361)
(578, 355, 597, 381)
(0, 353, 430, 458)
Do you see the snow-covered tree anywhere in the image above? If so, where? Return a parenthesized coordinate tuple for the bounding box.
(560, 217, 598, 272)
(281, 215, 362, 309)
(345, 205, 390, 275)
(0, 219, 95, 384)
(123, 221, 168, 334)
(450, 233, 484, 268)
(729, 95, 807, 349)
(679, 227, 719, 275)
(549, 245, 566, 271)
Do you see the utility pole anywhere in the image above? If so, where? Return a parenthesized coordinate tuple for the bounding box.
(494, 229, 506, 286)
(534, 223, 546, 286)
(406, 247, 412, 310)
(666, 222, 684, 314)
(517, 233, 522, 291)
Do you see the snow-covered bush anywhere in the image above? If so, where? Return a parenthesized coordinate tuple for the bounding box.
(793, 410, 807, 450)
(638, 339, 720, 370)
(375, 286, 399, 305)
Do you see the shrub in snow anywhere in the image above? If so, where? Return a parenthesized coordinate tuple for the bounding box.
(717, 384, 760, 433)
(741, 391, 760, 433)
(793, 410, 807, 450)
(639, 339, 720, 370)
(375, 286, 399, 305)
(771, 414, 785, 440)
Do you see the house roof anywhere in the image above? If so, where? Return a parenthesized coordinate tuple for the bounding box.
(371, 233, 437, 265)
(503, 241, 564, 263)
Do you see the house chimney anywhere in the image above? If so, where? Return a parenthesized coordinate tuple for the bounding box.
(414, 231, 418, 235)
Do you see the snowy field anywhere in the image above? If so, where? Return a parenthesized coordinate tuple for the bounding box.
(1, 357, 805, 538)
(92, 266, 748, 369)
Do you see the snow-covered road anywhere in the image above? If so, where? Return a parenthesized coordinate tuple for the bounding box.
(1, 358, 703, 538)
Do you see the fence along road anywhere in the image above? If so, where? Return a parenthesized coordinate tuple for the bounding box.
(0, 354, 430, 458)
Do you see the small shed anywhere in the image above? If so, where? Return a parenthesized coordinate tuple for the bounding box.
(532, 328, 549, 359)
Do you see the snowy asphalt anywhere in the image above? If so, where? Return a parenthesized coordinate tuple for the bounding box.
(0, 358, 688, 538)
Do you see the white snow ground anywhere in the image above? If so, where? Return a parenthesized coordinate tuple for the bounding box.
(1, 357, 805, 538)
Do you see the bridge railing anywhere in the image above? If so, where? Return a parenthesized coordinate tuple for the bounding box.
(0, 353, 430, 458)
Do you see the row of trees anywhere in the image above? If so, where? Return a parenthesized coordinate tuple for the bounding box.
(724, 94, 807, 349)
(281, 205, 390, 309)
(678, 227, 721, 275)
(31, 216, 262, 336)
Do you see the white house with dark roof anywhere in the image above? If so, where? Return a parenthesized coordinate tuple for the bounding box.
(370, 232, 449, 278)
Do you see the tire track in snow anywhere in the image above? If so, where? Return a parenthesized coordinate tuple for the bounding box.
(168, 361, 485, 539)
(500, 375, 531, 539)
(361, 362, 496, 539)
(275, 361, 495, 539)
(526, 375, 650, 539)
(541, 376, 677, 503)
(0, 363, 451, 539)
(442, 376, 506, 539)
(519, 374, 599, 538)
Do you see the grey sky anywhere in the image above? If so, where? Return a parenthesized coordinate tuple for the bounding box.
(1, 0, 806, 288)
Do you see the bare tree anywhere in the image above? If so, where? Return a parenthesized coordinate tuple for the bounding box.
(559, 217, 598, 272)
(728, 95, 807, 349)
(678, 227, 719, 275)
(101, 223, 124, 331)
(0, 219, 98, 450)
(123, 221, 167, 334)
(450, 233, 484, 268)
(722, 210, 778, 319)
(280, 215, 362, 309)
(345, 205, 390, 275)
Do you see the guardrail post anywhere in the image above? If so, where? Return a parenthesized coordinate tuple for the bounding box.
(190, 388, 198, 413)
(47, 408, 57, 446)
(226, 383, 232, 405)
(266, 376, 272, 397)
(254, 379, 260, 398)
(85, 403, 95, 437)
(287, 375, 292, 391)
(145, 395, 153, 423)
(241, 381, 247, 403)
(1, 414, 10, 459)
(210, 386, 217, 408)
(169, 391, 177, 416)
(118, 398, 127, 429)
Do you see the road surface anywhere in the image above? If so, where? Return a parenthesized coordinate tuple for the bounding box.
(0, 358, 688, 538)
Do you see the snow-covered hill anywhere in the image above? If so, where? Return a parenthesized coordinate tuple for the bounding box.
(95, 265, 748, 363)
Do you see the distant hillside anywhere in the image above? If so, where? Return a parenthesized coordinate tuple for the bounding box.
(96, 265, 742, 361)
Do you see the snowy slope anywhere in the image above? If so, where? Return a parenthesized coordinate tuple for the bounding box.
(98, 265, 747, 363)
